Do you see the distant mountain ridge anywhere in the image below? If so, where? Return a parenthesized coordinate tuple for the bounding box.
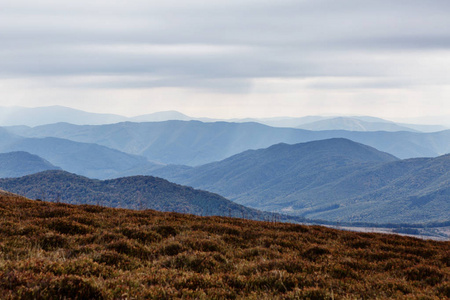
(149, 138, 449, 224)
(1, 105, 447, 132)
(0, 106, 127, 126)
(8, 121, 450, 166)
(296, 117, 417, 132)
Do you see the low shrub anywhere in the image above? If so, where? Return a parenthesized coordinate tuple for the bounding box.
(107, 239, 151, 259)
(404, 265, 444, 286)
(39, 233, 68, 251)
(302, 246, 331, 260)
(158, 241, 185, 256)
(35, 275, 103, 299)
(46, 219, 92, 235)
(161, 252, 221, 274)
(186, 238, 223, 253)
(0, 195, 448, 299)
(93, 250, 139, 270)
(121, 227, 162, 244)
(153, 225, 178, 238)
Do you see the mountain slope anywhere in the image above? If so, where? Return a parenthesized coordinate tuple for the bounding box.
(153, 138, 398, 198)
(0, 151, 61, 178)
(0, 170, 272, 220)
(228, 116, 330, 128)
(8, 121, 450, 166)
(0, 133, 157, 179)
(150, 139, 449, 224)
(297, 117, 417, 132)
(231, 115, 448, 132)
(310, 154, 450, 222)
(0, 127, 21, 144)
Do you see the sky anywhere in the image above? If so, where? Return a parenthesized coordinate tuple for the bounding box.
(1, 0, 450, 121)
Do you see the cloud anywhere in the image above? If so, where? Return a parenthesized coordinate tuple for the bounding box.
(0, 0, 449, 118)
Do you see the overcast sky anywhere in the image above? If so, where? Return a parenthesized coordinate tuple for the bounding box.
(1, 0, 449, 120)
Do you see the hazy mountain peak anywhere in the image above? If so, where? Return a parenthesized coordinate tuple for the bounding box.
(297, 117, 418, 132)
(0, 106, 127, 126)
(130, 110, 191, 122)
(260, 138, 399, 162)
(0, 151, 61, 178)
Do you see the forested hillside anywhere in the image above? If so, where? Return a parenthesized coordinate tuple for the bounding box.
(151, 139, 450, 224)
(0, 170, 277, 220)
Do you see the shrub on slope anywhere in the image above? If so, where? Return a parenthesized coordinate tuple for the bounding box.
(0, 194, 448, 299)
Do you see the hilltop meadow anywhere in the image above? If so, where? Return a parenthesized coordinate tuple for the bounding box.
(0, 193, 448, 299)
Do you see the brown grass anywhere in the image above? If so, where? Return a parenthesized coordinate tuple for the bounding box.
(0, 194, 449, 299)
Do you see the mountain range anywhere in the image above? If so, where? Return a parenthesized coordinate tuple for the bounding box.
(1, 105, 447, 132)
(0, 106, 449, 226)
(7, 120, 450, 167)
(0, 137, 448, 225)
(148, 139, 450, 224)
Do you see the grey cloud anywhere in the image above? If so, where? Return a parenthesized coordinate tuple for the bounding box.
(0, 43, 383, 80)
(333, 36, 450, 51)
(0, 0, 449, 92)
(63, 76, 253, 93)
(305, 78, 415, 90)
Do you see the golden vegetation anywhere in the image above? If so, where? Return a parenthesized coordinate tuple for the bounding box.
(0, 194, 449, 299)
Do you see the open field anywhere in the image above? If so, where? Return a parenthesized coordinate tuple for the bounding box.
(0, 193, 449, 299)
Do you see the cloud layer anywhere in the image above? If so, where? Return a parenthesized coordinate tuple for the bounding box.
(1, 0, 449, 119)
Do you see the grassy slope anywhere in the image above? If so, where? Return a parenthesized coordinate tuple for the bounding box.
(0, 194, 449, 299)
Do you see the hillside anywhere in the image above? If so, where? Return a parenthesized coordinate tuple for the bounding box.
(0, 170, 274, 220)
(0, 127, 20, 144)
(0, 133, 158, 179)
(7, 120, 450, 166)
(297, 117, 416, 132)
(152, 138, 398, 198)
(0, 151, 60, 178)
(150, 139, 450, 224)
(309, 154, 450, 222)
(0, 193, 448, 299)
